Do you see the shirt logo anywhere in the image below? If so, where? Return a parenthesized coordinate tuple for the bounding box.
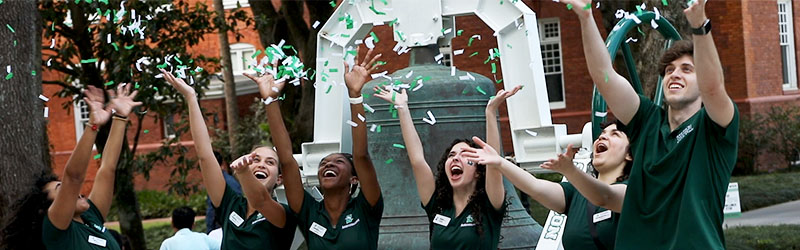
(465, 215, 474, 223)
(676, 124, 694, 143)
(345, 214, 353, 224)
(460, 215, 476, 227)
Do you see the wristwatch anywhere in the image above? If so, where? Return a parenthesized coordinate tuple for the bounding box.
(691, 19, 712, 35)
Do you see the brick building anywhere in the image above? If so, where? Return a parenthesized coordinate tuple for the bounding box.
(43, 0, 800, 192)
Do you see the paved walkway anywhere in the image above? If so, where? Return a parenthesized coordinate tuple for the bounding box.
(723, 200, 800, 228)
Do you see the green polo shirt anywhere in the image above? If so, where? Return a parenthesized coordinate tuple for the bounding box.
(616, 95, 739, 249)
(214, 184, 297, 250)
(423, 193, 507, 249)
(42, 199, 121, 250)
(560, 181, 626, 250)
(296, 190, 383, 249)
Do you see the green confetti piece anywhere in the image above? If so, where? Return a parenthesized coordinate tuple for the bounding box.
(99, 0, 108, 4)
(325, 85, 333, 94)
(329, 68, 338, 73)
(340, 33, 350, 38)
(491, 63, 497, 74)
(637, 27, 646, 38)
(111, 43, 119, 51)
(346, 50, 357, 56)
(566, 3, 573, 10)
(156, 63, 168, 69)
(604, 71, 609, 83)
(104, 80, 114, 86)
(391, 91, 396, 102)
(324, 60, 329, 67)
(385, 158, 393, 164)
(468, 36, 477, 47)
(457, 29, 464, 36)
(469, 52, 479, 57)
(369, 5, 386, 15)
(392, 144, 405, 149)
(391, 109, 397, 118)
(636, 5, 643, 15)
(476, 86, 487, 95)
(462, 87, 469, 95)
(375, 61, 387, 66)
(496, 79, 503, 84)
(13, 40, 16, 46)
(31, 70, 36, 76)
(125, 44, 135, 50)
(174, 57, 183, 65)
(0, 0, 4, 4)
(584, 3, 591, 10)
(93, 154, 102, 160)
(135, 82, 140, 89)
(143, 129, 149, 134)
(6, 24, 14, 33)
(376, 125, 382, 133)
(5, 73, 12, 80)
(662, 0, 668, 6)
(51, 23, 54, 31)
(506, 44, 513, 49)
(330, 0, 336, 7)
(395, 30, 405, 41)
(80, 58, 98, 64)
(370, 31, 380, 42)
(389, 18, 398, 27)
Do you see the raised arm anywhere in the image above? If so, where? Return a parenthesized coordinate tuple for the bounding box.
(485, 85, 521, 152)
(48, 86, 109, 230)
(559, 0, 639, 124)
(686, 0, 735, 127)
(373, 88, 435, 206)
(541, 146, 626, 212)
(344, 48, 383, 205)
(243, 69, 305, 213)
(462, 139, 566, 213)
(88, 84, 142, 219)
(161, 69, 226, 207)
(229, 152, 287, 227)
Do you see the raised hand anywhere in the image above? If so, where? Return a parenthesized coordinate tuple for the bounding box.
(540, 144, 578, 174)
(684, 0, 707, 28)
(344, 47, 382, 97)
(487, 85, 522, 110)
(373, 87, 408, 106)
(461, 136, 504, 167)
(243, 64, 284, 100)
(107, 83, 143, 117)
(558, 0, 592, 19)
(84, 85, 111, 126)
(230, 152, 256, 175)
(160, 69, 195, 97)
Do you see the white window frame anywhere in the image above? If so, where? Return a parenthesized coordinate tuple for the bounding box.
(222, 0, 250, 9)
(439, 43, 453, 67)
(779, 0, 798, 90)
(73, 99, 90, 142)
(229, 43, 258, 76)
(538, 18, 566, 109)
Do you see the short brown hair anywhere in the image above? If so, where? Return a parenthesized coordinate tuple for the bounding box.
(658, 40, 694, 76)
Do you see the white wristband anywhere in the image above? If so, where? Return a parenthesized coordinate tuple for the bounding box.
(349, 95, 364, 104)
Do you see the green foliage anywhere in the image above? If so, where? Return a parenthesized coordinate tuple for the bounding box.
(725, 225, 800, 250)
(145, 219, 207, 250)
(731, 171, 800, 212)
(107, 189, 208, 221)
(523, 173, 563, 224)
(736, 106, 800, 175)
(212, 98, 274, 164)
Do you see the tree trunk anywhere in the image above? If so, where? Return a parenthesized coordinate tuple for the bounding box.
(214, 0, 240, 154)
(114, 146, 146, 250)
(599, 0, 691, 98)
(0, 0, 49, 220)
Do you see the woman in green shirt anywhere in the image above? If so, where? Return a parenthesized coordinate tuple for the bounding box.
(2, 84, 140, 250)
(465, 117, 633, 250)
(163, 70, 296, 250)
(258, 48, 384, 249)
(372, 86, 515, 249)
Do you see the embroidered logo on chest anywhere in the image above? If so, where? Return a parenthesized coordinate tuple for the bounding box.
(676, 124, 694, 143)
(345, 214, 353, 224)
(342, 214, 360, 229)
(460, 215, 476, 227)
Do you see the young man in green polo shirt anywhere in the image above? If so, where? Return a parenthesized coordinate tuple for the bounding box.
(559, 0, 738, 249)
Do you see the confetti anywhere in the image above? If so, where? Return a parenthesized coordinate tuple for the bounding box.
(104, 80, 114, 86)
(625, 37, 638, 43)
(654, 7, 662, 20)
(566, 3, 573, 10)
(346, 120, 358, 127)
(453, 49, 464, 55)
(422, 110, 436, 125)
(583, 3, 591, 10)
(469, 52, 479, 57)
(491, 63, 497, 74)
(44, 107, 49, 118)
(325, 85, 333, 94)
(385, 158, 394, 164)
(81, 58, 98, 64)
(364, 103, 375, 113)
(525, 129, 538, 137)
(376, 125, 382, 133)
(451, 66, 456, 76)
(392, 144, 405, 149)
(365, 36, 375, 49)
(93, 154, 102, 160)
(39, 95, 49, 102)
(31, 70, 36, 76)
(457, 29, 464, 36)
(6, 24, 14, 33)
(329, 0, 336, 7)
(144, 129, 149, 134)
(594, 111, 608, 117)
(358, 113, 365, 122)
(370, 31, 380, 43)
(662, 0, 668, 6)
(604, 71, 609, 83)
(4, 73, 12, 80)
(370, 124, 377, 132)
(476, 86, 487, 95)
(434, 53, 444, 62)
(635, 5, 643, 15)
(468, 35, 481, 47)
(651, 19, 659, 29)
(312, 21, 321, 29)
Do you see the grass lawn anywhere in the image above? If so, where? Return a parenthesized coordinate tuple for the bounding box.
(731, 171, 800, 212)
(725, 224, 800, 250)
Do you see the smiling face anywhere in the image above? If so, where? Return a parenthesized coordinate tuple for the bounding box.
(662, 55, 701, 109)
(43, 181, 90, 216)
(591, 124, 632, 173)
(444, 142, 479, 190)
(248, 147, 281, 191)
(317, 153, 357, 191)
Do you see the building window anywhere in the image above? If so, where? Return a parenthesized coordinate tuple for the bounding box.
(538, 18, 565, 109)
(163, 114, 177, 140)
(439, 43, 453, 67)
(222, 0, 249, 9)
(779, 0, 797, 90)
(229, 43, 257, 75)
(73, 99, 90, 141)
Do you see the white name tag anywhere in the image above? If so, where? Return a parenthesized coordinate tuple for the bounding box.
(229, 212, 244, 227)
(87, 235, 107, 247)
(593, 210, 612, 223)
(310, 222, 327, 237)
(433, 214, 451, 227)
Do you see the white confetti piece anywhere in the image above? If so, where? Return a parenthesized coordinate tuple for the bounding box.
(405, 70, 413, 78)
(615, 9, 626, 19)
(365, 36, 375, 49)
(654, 7, 661, 20)
(50, 38, 55, 49)
(312, 20, 321, 29)
(346, 120, 358, 127)
(451, 66, 456, 76)
(471, 34, 481, 41)
(458, 75, 470, 81)
(370, 124, 377, 132)
(466, 72, 475, 81)
(47, 59, 52, 67)
(371, 71, 388, 79)
(640, 2, 646, 10)
(443, 28, 452, 35)
(354, 39, 363, 45)
(422, 110, 436, 125)
(625, 37, 638, 43)
(453, 49, 464, 55)
(262, 96, 274, 105)
(651, 19, 659, 29)
(363, 103, 375, 113)
(596, 2, 600, 8)
(357, 113, 365, 122)
(630, 15, 642, 24)
(412, 82, 424, 91)
(434, 53, 443, 62)
(525, 129, 538, 137)
(107, 34, 111, 44)
(594, 111, 608, 117)
(38, 95, 49, 102)
(392, 42, 402, 52)
(373, 21, 384, 26)
(44, 107, 49, 118)
(290, 78, 301, 86)
(6, 65, 10, 73)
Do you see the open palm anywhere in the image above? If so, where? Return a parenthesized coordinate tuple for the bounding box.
(161, 69, 195, 97)
(108, 84, 143, 117)
(487, 85, 522, 110)
(84, 85, 111, 125)
(344, 47, 382, 96)
(243, 66, 284, 100)
(373, 87, 408, 106)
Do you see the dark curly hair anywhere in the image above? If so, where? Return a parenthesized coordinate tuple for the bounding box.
(1, 171, 59, 250)
(592, 120, 633, 182)
(432, 139, 490, 236)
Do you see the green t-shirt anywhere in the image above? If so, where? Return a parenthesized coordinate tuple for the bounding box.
(423, 193, 507, 250)
(42, 199, 121, 250)
(616, 95, 739, 249)
(296, 190, 383, 249)
(214, 184, 297, 250)
(560, 181, 626, 250)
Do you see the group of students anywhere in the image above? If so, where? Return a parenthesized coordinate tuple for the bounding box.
(3, 0, 738, 249)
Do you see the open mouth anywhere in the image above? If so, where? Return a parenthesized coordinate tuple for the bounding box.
(451, 166, 464, 177)
(668, 82, 684, 89)
(595, 143, 609, 154)
(323, 169, 338, 178)
(254, 171, 268, 180)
